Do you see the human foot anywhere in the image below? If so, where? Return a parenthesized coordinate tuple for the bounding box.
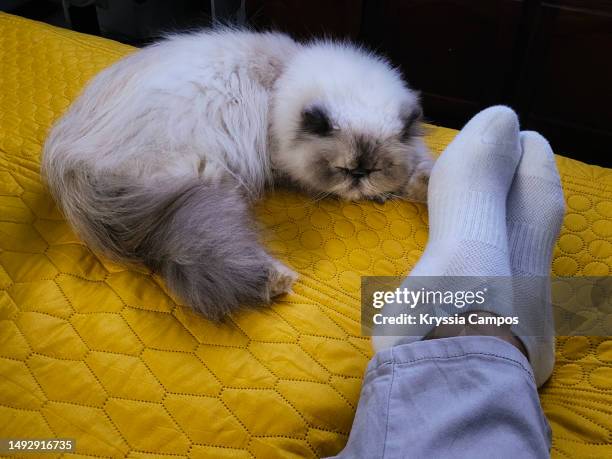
(373, 106, 522, 351)
(507, 131, 565, 386)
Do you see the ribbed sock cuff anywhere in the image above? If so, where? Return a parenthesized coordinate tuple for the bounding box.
(428, 190, 508, 248)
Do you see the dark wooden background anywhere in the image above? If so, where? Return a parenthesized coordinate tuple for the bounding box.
(247, 0, 612, 167)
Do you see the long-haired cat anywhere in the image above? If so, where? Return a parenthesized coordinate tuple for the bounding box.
(42, 28, 432, 321)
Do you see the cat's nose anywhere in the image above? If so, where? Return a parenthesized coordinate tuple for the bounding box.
(349, 168, 369, 179)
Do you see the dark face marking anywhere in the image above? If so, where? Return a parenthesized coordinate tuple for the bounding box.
(399, 105, 423, 142)
(354, 136, 380, 168)
(300, 105, 333, 137)
(335, 166, 382, 179)
(331, 135, 385, 182)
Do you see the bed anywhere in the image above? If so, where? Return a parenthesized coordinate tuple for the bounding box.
(1, 12, 611, 458)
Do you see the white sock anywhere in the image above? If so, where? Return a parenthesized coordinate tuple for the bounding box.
(373, 106, 521, 351)
(508, 131, 565, 387)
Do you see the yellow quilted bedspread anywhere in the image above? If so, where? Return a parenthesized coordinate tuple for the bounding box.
(1, 12, 611, 459)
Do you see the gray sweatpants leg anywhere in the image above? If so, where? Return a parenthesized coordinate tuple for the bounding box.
(330, 336, 551, 459)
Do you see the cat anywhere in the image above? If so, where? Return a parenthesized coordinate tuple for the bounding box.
(42, 28, 433, 321)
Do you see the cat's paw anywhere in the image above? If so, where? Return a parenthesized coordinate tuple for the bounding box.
(404, 159, 432, 203)
(266, 260, 298, 299)
(369, 195, 389, 204)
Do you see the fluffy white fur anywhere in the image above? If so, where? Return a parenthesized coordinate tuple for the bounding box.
(46, 29, 299, 199)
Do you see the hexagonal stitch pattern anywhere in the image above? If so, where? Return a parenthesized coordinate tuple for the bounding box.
(1, 12, 611, 459)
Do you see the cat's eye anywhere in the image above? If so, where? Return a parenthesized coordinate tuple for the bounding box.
(301, 105, 333, 136)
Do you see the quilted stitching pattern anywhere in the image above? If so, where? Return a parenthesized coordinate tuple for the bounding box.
(0, 12, 611, 458)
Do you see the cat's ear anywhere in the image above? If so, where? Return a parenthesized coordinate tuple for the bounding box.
(400, 104, 423, 142)
(301, 105, 333, 136)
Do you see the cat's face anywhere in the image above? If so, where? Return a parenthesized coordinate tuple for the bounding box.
(270, 43, 432, 202)
(272, 102, 431, 202)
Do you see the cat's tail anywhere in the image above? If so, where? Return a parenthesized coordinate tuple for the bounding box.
(42, 167, 296, 321)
